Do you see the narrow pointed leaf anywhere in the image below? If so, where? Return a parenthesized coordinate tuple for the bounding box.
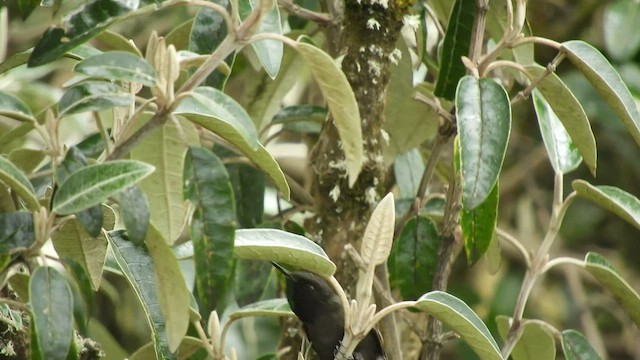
(496, 316, 556, 360)
(107, 230, 176, 360)
(584, 252, 640, 328)
(240, 0, 283, 78)
(434, 0, 475, 100)
(572, 180, 640, 230)
(113, 186, 150, 245)
(58, 82, 132, 116)
(361, 193, 395, 266)
(525, 65, 594, 174)
(184, 146, 236, 313)
(0, 91, 36, 122)
(30, 267, 73, 360)
(561, 329, 602, 360)
(461, 182, 498, 264)
(296, 41, 363, 187)
(74, 51, 157, 86)
(562, 40, 640, 147)
(456, 76, 511, 210)
(414, 291, 502, 360)
(0, 212, 35, 254)
(0, 155, 39, 210)
(532, 89, 583, 174)
(52, 160, 155, 215)
(234, 228, 335, 276)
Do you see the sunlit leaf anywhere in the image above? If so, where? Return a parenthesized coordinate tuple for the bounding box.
(239, 0, 283, 78)
(75, 51, 156, 86)
(361, 193, 395, 266)
(572, 180, 640, 231)
(461, 182, 498, 264)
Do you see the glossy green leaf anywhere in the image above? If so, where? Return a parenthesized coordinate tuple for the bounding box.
(0, 91, 36, 122)
(388, 216, 440, 300)
(584, 252, 640, 328)
(414, 291, 502, 360)
(572, 180, 640, 231)
(0, 155, 39, 210)
(75, 51, 156, 86)
(532, 89, 583, 174)
(561, 329, 602, 360)
(58, 82, 133, 117)
(240, 0, 283, 78)
(131, 119, 197, 244)
(461, 182, 498, 264)
(30, 266, 73, 360)
(394, 148, 425, 199)
(184, 146, 236, 314)
(0, 212, 35, 254)
(228, 298, 293, 321)
(296, 40, 363, 187)
(107, 230, 175, 359)
(525, 65, 594, 174)
(234, 228, 335, 277)
(562, 40, 640, 147)
(226, 161, 265, 228)
(52, 206, 115, 291)
(146, 225, 190, 352)
(603, 0, 640, 61)
(434, 0, 475, 100)
(28, 0, 139, 67)
(52, 160, 155, 215)
(456, 76, 511, 210)
(113, 186, 150, 245)
(496, 316, 556, 360)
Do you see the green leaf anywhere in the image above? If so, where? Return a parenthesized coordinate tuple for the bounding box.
(52, 206, 115, 290)
(296, 40, 363, 187)
(0, 155, 39, 210)
(9, 148, 46, 174)
(1, 45, 101, 75)
(234, 228, 335, 277)
(532, 89, 583, 174)
(107, 230, 176, 360)
(584, 252, 640, 328)
(434, 0, 475, 100)
(388, 216, 440, 300)
(525, 65, 594, 174)
(30, 266, 73, 360)
(414, 291, 502, 360)
(28, 0, 139, 67)
(603, 0, 640, 61)
(393, 148, 425, 199)
(456, 76, 511, 210)
(228, 298, 293, 321)
(52, 160, 155, 215)
(225, 158, 265, 228)
(113, 186, 150, 245)
(146, 225, 190, 352)
(0, 91, 36, 122)
(562, 40, 640, 148)
(561, 329, 602, 360)
(234, 259, 274, 306)
(572, 180, 640, 231)
(94, 30, 143, 55)
(0, 212, 35, 254)
(496, 316, 556, 360)
(240, 0, 283, 78)
(58, 81, 133, 116)
(184, 146, 236, 314)
(272, 105, 325, 134)
(131, 119, 197, 244)
(130, 337, 206, 360)
(75, 51, 156, 86)
(461, 182, 498, 264)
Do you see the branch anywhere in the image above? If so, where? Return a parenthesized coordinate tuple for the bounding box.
(278, 0, 334, 25)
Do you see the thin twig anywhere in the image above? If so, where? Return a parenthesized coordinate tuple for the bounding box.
(511, 52, 565, 105)
(193, 320, 218, 359)
(278, 0, 333, 24)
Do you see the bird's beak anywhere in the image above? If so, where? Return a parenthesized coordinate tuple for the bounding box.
(272, 262, 293, 278)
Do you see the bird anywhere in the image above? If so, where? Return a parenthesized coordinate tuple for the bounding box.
(272, 262, 386, 360)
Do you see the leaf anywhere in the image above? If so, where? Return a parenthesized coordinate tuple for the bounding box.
(393, 148, 425, 199)
(52, 160, 155, 215)
(131, 119, 197, 244)
(296, 40, 363, 187)
(532, 89, 583, 174)
(30, 266, 73, 360)
(74, 51, 157, 86)
(0, 155, 39, 210)
(146, 225, 191, 352)
(434, 0, 476, 100)
(225, 159, 265, 228)
(9, 148, 46, 174)
(0, 91, 36, 122)
(388, 216, 441, 300)
(414, 291, 503, 360)
(107, 230, 176, 360)
(561, 329, 602, 360)
(28, 0, 139, 67)
(0, 212, 35, 254)
(361, 193, 395, 266)
(272, 105, 325, 134)
(52, 205, 115, 290)
(525, 65, 594, 174)
(234, 259, 274, 306)
(603, 0, 640, 61)
(461, 182, 498, 264)
(93, 30, 143, 55)
(228, 298, 293, 321)
(496, 316, 556, 360)
(17, 0, 40, 20)
(572, 180, 640, 231)
(184, 146, 236, 314)
(1, 45, 101, 75)
(58, 81, 133, 116)
(113, 186, 150, 245)
(130, 337, 206, 360)
(456, 76, 511, 210)
(234, 228, 335, 277)
(584, 252, 640, 328)
(240, 0, 283, 78)
(562, 40, 640, 148)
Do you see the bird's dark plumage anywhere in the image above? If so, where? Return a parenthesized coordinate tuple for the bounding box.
(273, 263, 385, 360)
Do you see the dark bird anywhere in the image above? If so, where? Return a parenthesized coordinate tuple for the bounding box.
(273, 262, 386, 360)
